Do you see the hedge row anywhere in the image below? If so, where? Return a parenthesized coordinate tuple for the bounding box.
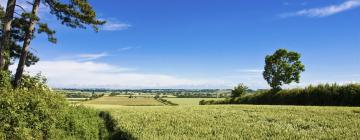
(155, 98, 178, 106)
(200, 84, 360, 106)
(0, 88, 110, 140)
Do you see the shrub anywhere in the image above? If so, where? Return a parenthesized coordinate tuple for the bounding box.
(0, 87, 109, 139)
(0, 70, 12, 90)
(231, 83, 248, 98)
(0, 88, 67, 139)
(201, 84, 360, 106)
(16, 73, 49, 91)
(155, 98, 178, 106)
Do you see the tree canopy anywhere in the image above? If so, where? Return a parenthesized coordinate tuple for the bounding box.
(263, 49, 305, 90)
(231, 83, 248, 98)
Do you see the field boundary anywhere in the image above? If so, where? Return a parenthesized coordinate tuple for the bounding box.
(99, 111, 137, 140)
(155, 98, 178, 106)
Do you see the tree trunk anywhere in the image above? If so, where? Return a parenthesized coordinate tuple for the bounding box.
(0, 0, 17, 70)
(13, 0, 40, 87)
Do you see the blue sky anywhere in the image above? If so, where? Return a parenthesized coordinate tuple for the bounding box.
(3, 0, 360, 89)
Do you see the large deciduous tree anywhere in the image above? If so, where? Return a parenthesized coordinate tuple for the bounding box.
(263, 49, 305, 91)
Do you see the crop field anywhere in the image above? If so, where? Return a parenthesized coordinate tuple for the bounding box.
(66, 98, 89, 104)
(82, 96, 164, 106)
(92, 104, 360, 140)
(163, 98, 225, 105)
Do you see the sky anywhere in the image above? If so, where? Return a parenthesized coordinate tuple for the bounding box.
(1, 0, 360, 89)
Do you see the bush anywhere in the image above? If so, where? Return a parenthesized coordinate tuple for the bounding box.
(155, 98, 178, 106)
(0, 70, 11, 90)
(17, 73, 49, 91)
(0, 87, 109, 139)
(0, 71, 112, 139)
(201, 84, 360, 106)
(0, 89, 64, 139)
(231, 83, 248, 98)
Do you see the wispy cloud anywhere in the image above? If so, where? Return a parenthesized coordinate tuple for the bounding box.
(281, 0, 360, 18)
(118, 46, 141, 51)
(11, 60, 226, 89)
(283, 2, 307, 6)
(101, 18, 131, 31)
(76, 52, 108, 61)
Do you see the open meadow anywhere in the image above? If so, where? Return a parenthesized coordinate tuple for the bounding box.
(85, 97, 360, 140)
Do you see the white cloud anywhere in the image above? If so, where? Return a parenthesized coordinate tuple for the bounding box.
(118, 46, 140, 51)
(55, 52, 109, 61)
(281, 0, 360, 18)
(13, 60, 226, 89)
(76, 52, 108, 61)
(101, 19, 131, 31)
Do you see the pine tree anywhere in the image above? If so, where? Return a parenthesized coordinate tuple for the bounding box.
(0, 0, 17, 70)
(12, 0, 105, 87)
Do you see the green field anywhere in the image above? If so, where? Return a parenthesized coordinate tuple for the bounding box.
(87, 97, 360, 140)
(83, 96, 164, 106)
(163, 98, 225, 105)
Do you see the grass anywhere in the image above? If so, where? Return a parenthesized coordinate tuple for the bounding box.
(82, 96, 164, 106)
(163, 98, 225, 105)
(91, 104, 360, 140)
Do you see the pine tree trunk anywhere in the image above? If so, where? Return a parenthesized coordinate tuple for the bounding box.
(0, 0, 17, 70)
(13, 0, 40, 87)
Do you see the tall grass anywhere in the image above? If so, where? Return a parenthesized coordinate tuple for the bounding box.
(94, 105, 360, 139)
(200, 84, 360, 106)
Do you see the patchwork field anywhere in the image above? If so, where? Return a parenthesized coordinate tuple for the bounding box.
(163, 98, 225, 105)
(66, 98, 89, 104)
(91, 103, 360, 140)
(82, 96, 164, 106)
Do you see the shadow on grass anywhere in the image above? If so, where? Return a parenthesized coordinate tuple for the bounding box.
(99, 111, 137, 140)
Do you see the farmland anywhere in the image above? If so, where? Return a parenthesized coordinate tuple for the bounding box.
(83, 96, 164, 106)
(163, 98, 225, 105)
(85, 97, 360, 139)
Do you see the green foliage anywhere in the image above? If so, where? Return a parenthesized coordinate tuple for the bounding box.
(0, 70, 11, 90)
(154, 94, 160, 99)
(201, 84, 360, 106)
(44, 0, 106, 31)
(90, 93, 105, 100)
(109, 92, 119, 96)
(0, 10, 42, 68)
(0, 88, 67, 139)
(263, 49, 305, 90)
(16, 73, 49, 91)
(56, 106, 109, 140)
(0, 83, 109, 139)
(231, 83, 248, 98)
(0, 6, 4, 17)
(155, 98, 178, 106)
